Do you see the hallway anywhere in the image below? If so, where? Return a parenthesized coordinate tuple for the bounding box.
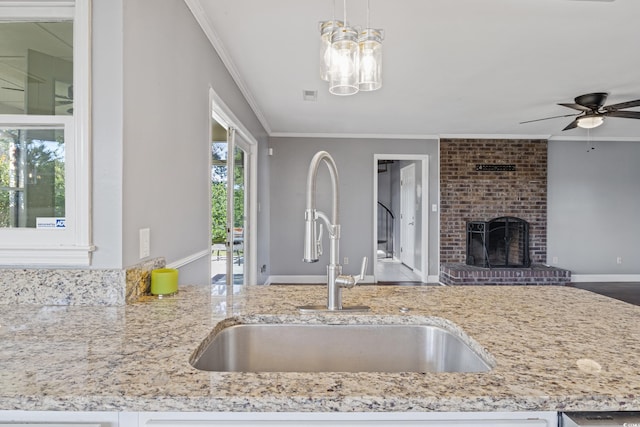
(376, 257, 422, 283)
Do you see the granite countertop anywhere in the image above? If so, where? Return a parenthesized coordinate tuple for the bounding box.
(1, 284, 640, 413)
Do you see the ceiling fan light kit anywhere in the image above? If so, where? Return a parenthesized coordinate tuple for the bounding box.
(576, 115, 604, 129)
(320, 0, 384, 96)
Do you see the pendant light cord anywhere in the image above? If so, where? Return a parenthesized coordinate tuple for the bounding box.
(343, 0, 347, 25)
(366, 0, 370, 28)
(332, 0, 335, 24)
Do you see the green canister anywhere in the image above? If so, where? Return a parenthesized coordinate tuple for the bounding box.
(151, 268, 178, 296)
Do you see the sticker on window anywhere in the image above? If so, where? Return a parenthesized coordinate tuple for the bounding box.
(36, 218, 66, 229)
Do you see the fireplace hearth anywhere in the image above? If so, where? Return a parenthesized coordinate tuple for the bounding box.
(466, 216, 531, 268)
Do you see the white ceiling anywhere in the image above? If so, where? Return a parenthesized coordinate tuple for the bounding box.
(187, 0, 640, 140)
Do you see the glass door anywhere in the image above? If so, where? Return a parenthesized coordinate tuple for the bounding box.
(210, 120, 228, 287)
(210, 123, 249, 288)
(227, 132, 247, 286)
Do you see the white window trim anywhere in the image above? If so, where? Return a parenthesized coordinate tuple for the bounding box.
(0, 0, 93, 266)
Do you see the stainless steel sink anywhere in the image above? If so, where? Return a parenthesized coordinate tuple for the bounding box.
(190, 323, 493, 373)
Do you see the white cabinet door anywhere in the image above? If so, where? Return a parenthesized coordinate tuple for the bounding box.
(141, 411, 557, 426)
(0, 411, 118, 427)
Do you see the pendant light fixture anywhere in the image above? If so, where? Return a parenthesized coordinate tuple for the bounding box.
(319, 0, 384, 96)
(329, 25, 360, 95)
(358, 28, 383, 91)
(319, 20, 343, 82)
(358, 0, 383, 91)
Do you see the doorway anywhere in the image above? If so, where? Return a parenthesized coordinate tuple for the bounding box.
(210, 121, 247, 286)
(209, 90, 257, 288)
(373, 155, 429, 283)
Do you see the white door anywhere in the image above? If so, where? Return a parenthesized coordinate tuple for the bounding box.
(400, 164, 416, 269)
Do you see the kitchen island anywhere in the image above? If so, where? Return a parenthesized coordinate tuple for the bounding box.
(1, 284, 639, 416)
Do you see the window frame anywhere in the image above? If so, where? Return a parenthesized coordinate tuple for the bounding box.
(0, 1, 92, 266)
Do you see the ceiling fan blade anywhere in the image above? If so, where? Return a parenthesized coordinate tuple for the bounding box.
(558, 103, 592, 112)
(562, 119, 579, 131)
(603, 110, 640, 119)
(519, 113, 580, 124)
(603, 99, 640, 111)
(1, 86, 24, 92)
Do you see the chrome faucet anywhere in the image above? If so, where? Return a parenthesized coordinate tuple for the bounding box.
(299, 151, 369, 312)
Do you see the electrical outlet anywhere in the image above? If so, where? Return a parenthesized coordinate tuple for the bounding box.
(344, 257, 349, 265)
(617, 256, 623, 265)
(139, 228, 150, 259)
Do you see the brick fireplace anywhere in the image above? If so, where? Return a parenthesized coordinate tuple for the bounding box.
(439, 138, 570, 285)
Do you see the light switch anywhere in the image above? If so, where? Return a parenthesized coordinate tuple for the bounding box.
(139, 228, 150, 259)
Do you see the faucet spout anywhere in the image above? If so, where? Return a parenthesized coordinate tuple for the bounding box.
(300, 151, 369, 312)
(303, 151, 340, 264)
(306, 151, 339, 226)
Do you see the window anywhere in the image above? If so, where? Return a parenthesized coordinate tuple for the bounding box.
(0, 1, 91, 265)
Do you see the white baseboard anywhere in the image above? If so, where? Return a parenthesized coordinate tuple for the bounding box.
(166, 248, 210, 269)
(571, 274, 640, 283)
(266, 275, 375, 285)
(265, 275, 444, 285)
(427, 275, 441, 284)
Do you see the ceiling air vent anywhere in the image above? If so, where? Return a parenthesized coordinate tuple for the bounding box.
(302, 90, 317, 102)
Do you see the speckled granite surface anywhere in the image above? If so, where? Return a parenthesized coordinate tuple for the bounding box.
(0, 258, 165, 306)
(1, 284, 639, 413)
(0, 268, 126, 305)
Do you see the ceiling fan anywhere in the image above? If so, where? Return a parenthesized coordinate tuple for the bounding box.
(521, 92, 640, 130)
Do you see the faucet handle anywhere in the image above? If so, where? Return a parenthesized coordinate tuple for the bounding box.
(335, 256, 368, 289)
(316, 223, 324, 257)
(358, 256, 368, 281)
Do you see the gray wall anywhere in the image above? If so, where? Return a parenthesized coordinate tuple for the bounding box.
(268, 137, 439, 278)
(92, 0, 269, 284)
(92, 0, 124, 268)
(547, 140, 640, 275)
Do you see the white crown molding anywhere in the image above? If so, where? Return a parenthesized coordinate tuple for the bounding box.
(270, 132, 440, 140)
(183, 0, 272, 135)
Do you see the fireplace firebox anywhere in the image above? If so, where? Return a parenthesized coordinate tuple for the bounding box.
(466, 216, 531, 268)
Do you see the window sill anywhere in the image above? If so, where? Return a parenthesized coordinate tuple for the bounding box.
(0, 245, 95, 267)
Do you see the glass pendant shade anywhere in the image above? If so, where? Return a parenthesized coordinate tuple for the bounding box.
(329, 26, 359, 96)
(319, 20, 343, 82)
(577, 115, 604, 129)
(358, 29, 383, 91)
